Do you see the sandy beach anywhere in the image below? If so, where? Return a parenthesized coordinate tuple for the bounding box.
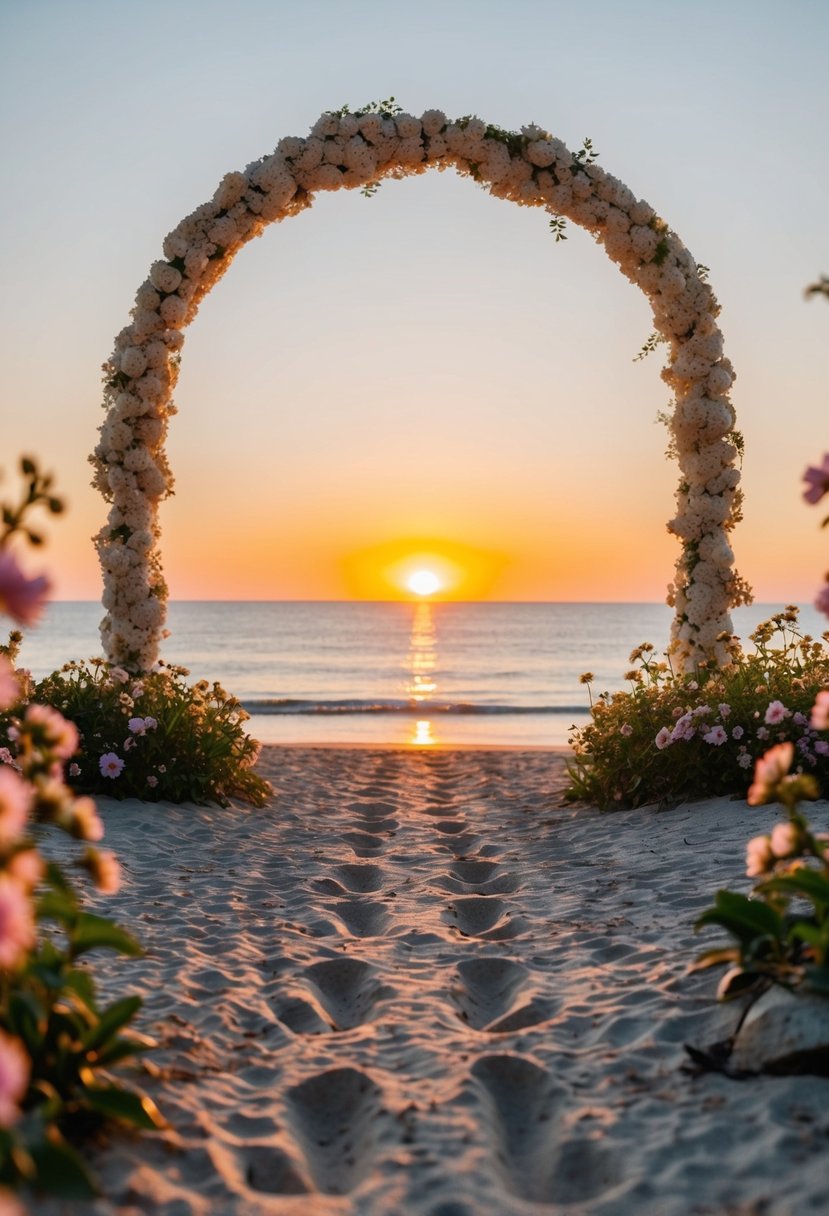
(38, 746, 829, 1215)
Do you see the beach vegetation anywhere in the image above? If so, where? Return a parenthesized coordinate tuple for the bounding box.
(693, 742, 829, 1000)
(23, 660, 270, 808)
(0, 460, 163, 1204)
(566, 608, 829, 809)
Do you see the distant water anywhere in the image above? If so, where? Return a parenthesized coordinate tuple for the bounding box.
(9, 601, 824, 747)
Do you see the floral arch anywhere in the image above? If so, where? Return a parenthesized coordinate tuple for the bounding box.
(92, 104, 750, 673)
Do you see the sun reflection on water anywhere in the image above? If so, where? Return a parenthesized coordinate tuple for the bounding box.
(405, 602, 439, 745)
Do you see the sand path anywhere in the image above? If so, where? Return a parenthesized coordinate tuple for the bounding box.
(38, 748, 829, 1215)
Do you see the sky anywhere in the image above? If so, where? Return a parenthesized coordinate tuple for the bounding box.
(0, 0, 827, 603)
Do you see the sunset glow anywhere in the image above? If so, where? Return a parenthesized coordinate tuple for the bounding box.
(407, 569, 441, 597)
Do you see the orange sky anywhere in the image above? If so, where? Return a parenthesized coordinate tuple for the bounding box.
(2, 3, 828, 606)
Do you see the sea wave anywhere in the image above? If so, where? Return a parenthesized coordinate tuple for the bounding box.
(242, 698, 589, 717)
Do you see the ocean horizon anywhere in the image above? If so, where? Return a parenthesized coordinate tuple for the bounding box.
(9, 599, 823, 748)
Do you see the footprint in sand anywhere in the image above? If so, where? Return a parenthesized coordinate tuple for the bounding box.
(283, 1067, 388, 1195)
(446, 896, 525, 941)
(276, 958, 393, 1034)
(330, 898, 391, 939)
(454, 958, 555, 1033)
(470, 1055, 624, 1205)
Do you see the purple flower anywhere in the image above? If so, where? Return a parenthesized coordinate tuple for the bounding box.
(764, 700, 789, 725)
(802, 453, 829, 504)
(99, 752, 124, 779)
(655, 727, 673, 750)
(815, 739, 829, 756)
(731, 725, 744, 740)
(703, 725, 728, 746)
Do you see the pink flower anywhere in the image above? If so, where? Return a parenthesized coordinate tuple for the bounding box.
(764, 701, 789, 726)
(70, 796, 104, 842)
(0, 549, 49, 626)
(84, 848, 121, 895)
(732, 725, 744, 740)
(619, 723, 633, 737)
(737, 752, 753, 769)
(6, 850, 43, 891)
(0, 1030, 29, 1126)
(718, 703, 731, 718)
(0, 658, 19, 713)
(24, 704, 79, 760)
(99, 752, 124, 779)
(0, 769, 30, 846)
(812, 690, 829, 730)
(671, 713, 695, 743)
(0, 877, 35, 970)
(816, 739, 829, 756)
(746, 834, 774, 877)
(655, 727, 673, 750)
(747, 742, 795, 806)
(68, 762, 80, 777)
(756, 727, 770, 741)
(703, 725, 728, 746)
(802, 453, 829, 503)
(143, 716, 158, 731)
(146, 774, 158, 788)
(816, 584, 829, 620)
(770, 821, 799, 858)
(108, 667, 130, 685)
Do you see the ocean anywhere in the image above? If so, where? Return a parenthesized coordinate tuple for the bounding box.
(10, 601, 824, 748)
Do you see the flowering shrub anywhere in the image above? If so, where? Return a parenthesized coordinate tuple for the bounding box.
(16, 659, 270, 807)
(94, 102, 747, 673)
(566, 608, 829, 809)
(0, 462, 163, 1203)
(693, 740, 829, 1000)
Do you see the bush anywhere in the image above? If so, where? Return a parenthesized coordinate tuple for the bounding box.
(566, 608, 829, 809)
(20, 659, 271, 808)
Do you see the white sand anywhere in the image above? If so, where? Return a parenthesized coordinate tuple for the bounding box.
(37, 747, 829, 1215)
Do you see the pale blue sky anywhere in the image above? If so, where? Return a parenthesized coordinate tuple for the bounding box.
(1, 0, 826, 601)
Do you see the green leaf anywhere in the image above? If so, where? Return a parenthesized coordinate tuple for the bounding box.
(36, 888, 78, 923)
(5, 989, 44, 1045)
(95, 1031, 156, 1067)
(695, 890, 784, 945)
(71, 914, 143, 958)
(762, 870, 829, 912)
(84, 996, 142, 1052)
(29, 1134, 100, 1200)
(62, 968, 97, 1011)
(83, 1085, 166, 1130)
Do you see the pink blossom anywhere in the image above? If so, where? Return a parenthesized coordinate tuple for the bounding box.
(802, 453, 829, 504)
(747, 742, 795, 806)
(0, 877, 35, 970)
(764, 701, 789, 726)
(0, 750, 14, 768)
(732, 725, 744, 740)
(146, 774, 158, 788)
(6, 850, 43, 890)
(619, 723, 633, 737)
(71, 796, 104, 842)
(756, 727, 770, 741)
(816, 584, 829, 620)
(68, 762, 80, 777)
(0, 658, 19, 713)
(123, 737, 136, 752)
(24, 704, 79, 760)
(0, 769, 30, 845)
(815, 739, 829, 756)
(718, 703, 731, 718)
(770, 821, 799, 858)
(85, 848, 121, 894)
(671, 713, 695, 742)
(746, 834, 774, 877)
(812, 690, 829, 730)
(143, 716, 158, 731)
(737, 752, 753, 769)
(0, 1030, 29, 1126)
(99, 752, 124, 779)
(0, 549, 49, 626)
(655, 727, 673, 750)
(108, 667, 130, 685)
(130, 683, 145, 699)
(703, 725, 728, 746)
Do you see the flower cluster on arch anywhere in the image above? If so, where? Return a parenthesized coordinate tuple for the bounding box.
(92, 105, 750, 672)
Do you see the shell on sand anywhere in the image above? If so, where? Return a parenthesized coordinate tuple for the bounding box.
(730, 985, 829, 1074)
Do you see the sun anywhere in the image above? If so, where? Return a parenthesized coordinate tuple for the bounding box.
(407, 569, 442, 597)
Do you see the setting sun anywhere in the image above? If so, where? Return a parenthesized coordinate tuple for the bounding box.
(407, 569, 441, 597)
